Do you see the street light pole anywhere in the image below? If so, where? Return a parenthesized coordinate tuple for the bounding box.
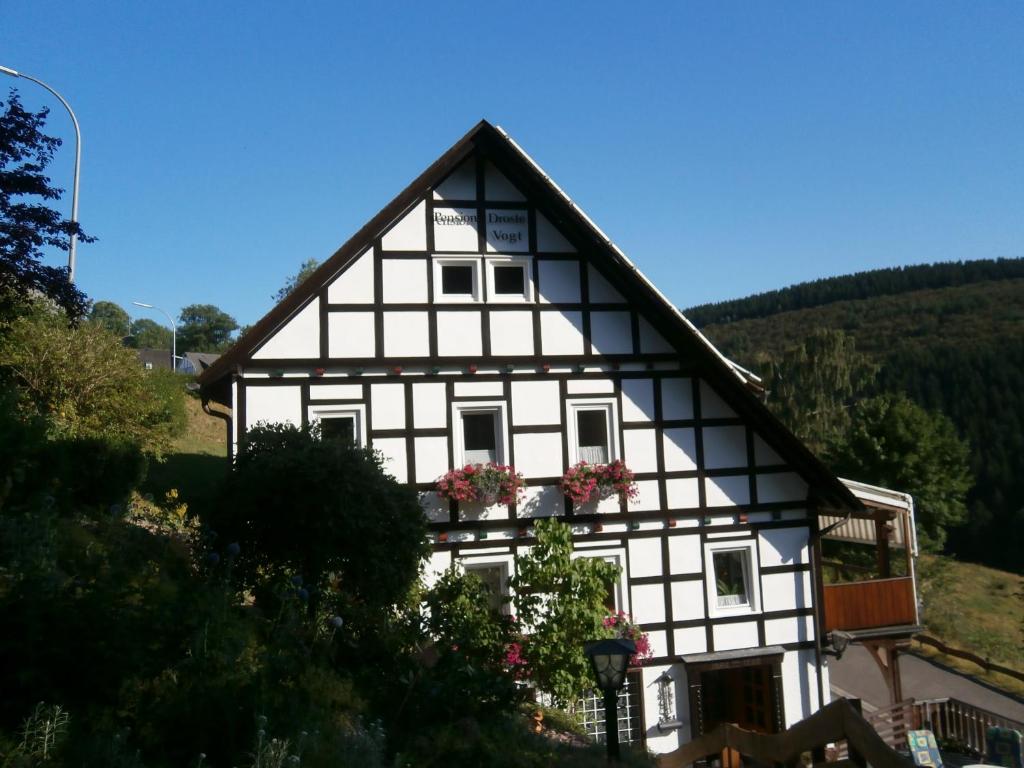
(134, 302, 177, 370)
(1, 65, 82, 283)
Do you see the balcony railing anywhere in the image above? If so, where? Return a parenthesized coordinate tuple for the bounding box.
(823, 576, 917, 632)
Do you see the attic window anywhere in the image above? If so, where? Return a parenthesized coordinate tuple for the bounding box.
(494, 265, 525, 294)
(485, 256, 533, 303)
(433, 257, 482, 303)
(442, 265, 474, 295)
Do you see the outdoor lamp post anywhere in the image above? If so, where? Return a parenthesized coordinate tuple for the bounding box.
(133, 301, 177, 370)
(584, 638, 636, 762)
(0, 65, 82, 283)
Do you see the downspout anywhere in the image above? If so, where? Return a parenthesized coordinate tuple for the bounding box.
(809, 504, 854, 710)
(201, 394, 233, 463)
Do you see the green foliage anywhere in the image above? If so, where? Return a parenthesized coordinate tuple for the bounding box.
(177, 304, 238, 353)
(214, 422, 429, 617)
(424, 567, 515, 669)
(0, 89, 93, 321)
(124, 318, 172, 350)
(508, 518, 620, 707)
(0, 303, 186, 454)
(87, 301, 130, 338)
(273, 258, 320, 303)
(830, 395, 972, 552)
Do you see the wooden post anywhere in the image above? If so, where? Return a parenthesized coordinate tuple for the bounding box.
(848, 698, 867, 768)
(875, 517, 892, 578)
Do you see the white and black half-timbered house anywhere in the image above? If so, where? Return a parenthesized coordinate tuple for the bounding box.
(198, 122, 919, 754)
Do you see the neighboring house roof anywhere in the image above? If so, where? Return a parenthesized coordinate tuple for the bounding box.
(136, 348, 173, 370)
(182, 351, 219, 373)
(198, 120, 861, 512)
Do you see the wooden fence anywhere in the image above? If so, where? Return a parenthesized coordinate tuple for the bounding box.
(915, 634, 1024, 687)
(915, 697, 1024, 755)
(655, 698, 914, 768)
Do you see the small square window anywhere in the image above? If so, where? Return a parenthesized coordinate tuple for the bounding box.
(462, 411, 497, 464)
(576, 409, 610, 464)
(493, 265, 526, 295)
(309, 404, 366, 448)
(320, 415, 356, 444)
(713, 550, 750, 608)
(442, 264, 474, 295)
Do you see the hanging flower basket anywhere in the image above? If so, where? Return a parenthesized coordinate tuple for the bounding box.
(603, 610, 653, 667)
(560, 460, 638, 505)
(436, 463, 526, 506)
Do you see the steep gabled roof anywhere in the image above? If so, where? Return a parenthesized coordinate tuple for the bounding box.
(199, 120, 861, 512)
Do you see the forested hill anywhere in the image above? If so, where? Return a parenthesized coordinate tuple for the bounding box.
(687, 260, 1024, 574)
(686, 258, 1024, 327)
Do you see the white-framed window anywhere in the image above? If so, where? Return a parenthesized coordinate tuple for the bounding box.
(571, 547, 629, 614)
(461, 557, 512, 615)
(433, 256, 482, 303)
(485, 256, 533, 303)
(308, 404, 367, 447)
(452, 401, 509, 466)
(704, 539, 760, 617)
(566, 398, 619, 465)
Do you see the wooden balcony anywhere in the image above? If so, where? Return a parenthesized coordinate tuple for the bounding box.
(823, 576, 917, 632)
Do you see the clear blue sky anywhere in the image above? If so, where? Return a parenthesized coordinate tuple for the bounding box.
(3, 1, 1022, 329)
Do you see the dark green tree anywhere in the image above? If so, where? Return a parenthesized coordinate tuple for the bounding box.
(177, 303, 238, 352)
(88, 300, 130, 337)
(0, 89, 94, 320)
(274, 258, 320, 302)
(124, 317, 172, 349)
(830, 395, 973, 552)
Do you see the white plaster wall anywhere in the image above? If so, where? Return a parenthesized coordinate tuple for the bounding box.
(668, 534, 702, 574)
(420, 491, 449, 523)
(535, 212, 575, 252)
(381, 201, 427, 251)
(309, 384, 362, 400)
(642, 664, 693, 755)
(382, 258, 428, 302)
(424, 550, 454, 586)
(705, 475, 751, 507)
(383, 312, 430, 357)
(671, 580, 705, 621)
(674, 626, 707, 655)
(627, 537, 663, 578)
(623, 428, 658, 473)
(510, 380, 561, 425)
(253, 299, 320, 359)
(437, 310, 482, 356)
(489, 311, 534, 356)
(587, 265, 625, 303)
(566, 378, 614, 394)
(537, 260, 580, 303)
(782, 650, 819, 725)
(370, 383, 406, 430)
(764, 616, 814, 646)
(518, 484, 563, 518)
(702, 426, 749, 470)
(761, 571, 812, 612)
(757, 472, 809, 503)
(621, 379, 656, 422)
(629, 479, 662, 511)
(512, 432, 563, 478)
(373, 436, 407, 482)
(712, 621, 759, 651)
(539, 310, 585, 355)
(413, 382, 447, 428)
(699, 381, 736, 418)
(661, 378, 694, 420)
(433, 161, 476, 201)
(646, 630, 669, 658)
(590, 311, 633, 355)
(663, 428, 698, 472)
(639, 317, 674, 353)
(454, 382, 503, 397)
(666, 477, 701, 509)
(759, 527, 810, 567)
(326, 250, 374, 304)
(246, 385, 302, 427)
(753, 434, 783, 466)
(328, 312, 375, 358)
(414, 436, 450, 483)
(433, 207, 479, 251)
(485, 209, 530, 252)
(630, 583, 666, 624)
(484, 162, 525, 201)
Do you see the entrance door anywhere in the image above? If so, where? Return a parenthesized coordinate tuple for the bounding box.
(700, 664, 776, 734)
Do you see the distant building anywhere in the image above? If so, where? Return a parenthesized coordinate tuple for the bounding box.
(136, 348, 173, 371)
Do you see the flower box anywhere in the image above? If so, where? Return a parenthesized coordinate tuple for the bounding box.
(436, 463, 525, 506)
(560, 460, 638, 506)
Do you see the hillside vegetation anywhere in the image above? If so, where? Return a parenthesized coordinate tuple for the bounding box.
(688, 260, 1024, 573)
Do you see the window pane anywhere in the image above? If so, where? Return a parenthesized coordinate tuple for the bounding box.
(493, 265, 525, 295)
(463, 412, 497, 464)
(577, 409, 609, 464)
(713, 551, 749, 607)
(442, 265, 474, 295)
(466, 564, 505, 614)
(320, 416, 356, 444)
